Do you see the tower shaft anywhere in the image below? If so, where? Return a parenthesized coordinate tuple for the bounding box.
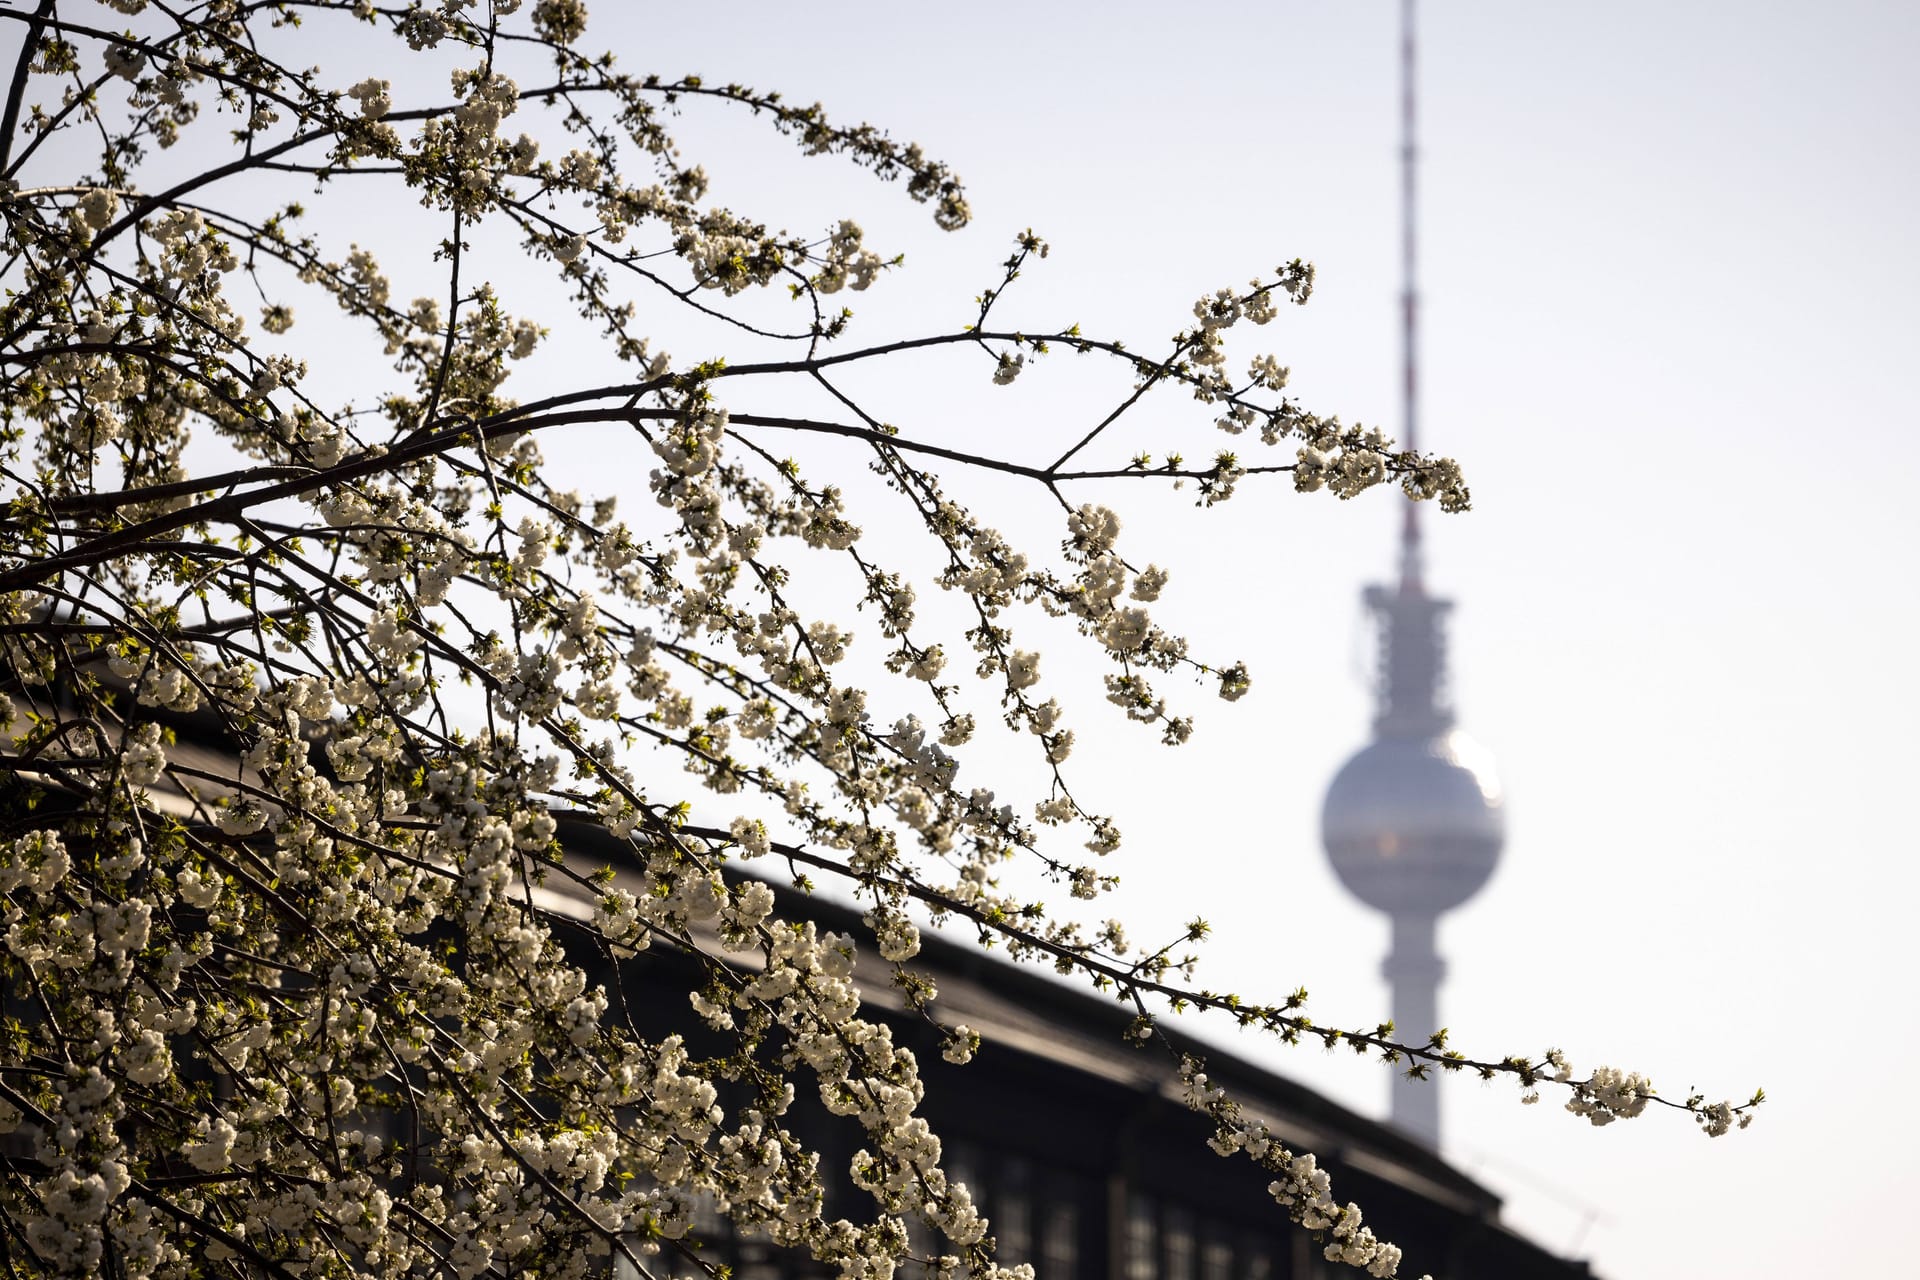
(1384, 913, 1444, 1147)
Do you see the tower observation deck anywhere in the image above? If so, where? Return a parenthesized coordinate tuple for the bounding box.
(1321, 564, 1504, 1148)
(1318, 0, 1505, 1150)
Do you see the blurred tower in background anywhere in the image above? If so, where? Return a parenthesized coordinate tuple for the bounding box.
(1319, 0, 1506, 1150)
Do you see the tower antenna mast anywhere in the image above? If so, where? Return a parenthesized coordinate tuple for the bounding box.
(1399, 0, 1423, 594)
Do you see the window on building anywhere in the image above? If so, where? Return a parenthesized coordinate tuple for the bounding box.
(996, 1157, 1033, 1265)
(949, 1140, 983, 1205)
(689, 1188, 726, 1240)
(1041, 1196, 1080, 1280)
(733, 1223, 783, 1280)
(1239, 1231, 1277, 1280)
(1200, 1234, 1234, 1280)
(1123, 1193, 1157, 1280)
(1163, 1206, 1196, 1280)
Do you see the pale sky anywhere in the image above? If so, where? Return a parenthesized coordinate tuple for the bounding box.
(580, 4, 1917, 1275)
(207, 2, 1920, 1276)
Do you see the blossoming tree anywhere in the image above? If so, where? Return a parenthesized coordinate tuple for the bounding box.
(0, 2, 1759, 1277)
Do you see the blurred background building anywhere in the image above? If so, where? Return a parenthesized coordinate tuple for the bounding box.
(543, 817, 1587, 1280)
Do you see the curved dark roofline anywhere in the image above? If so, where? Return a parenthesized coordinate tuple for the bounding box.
(553, 815, 1508, 1219)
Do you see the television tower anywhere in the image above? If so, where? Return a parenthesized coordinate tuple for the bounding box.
(1319, 0, 1506, 1150)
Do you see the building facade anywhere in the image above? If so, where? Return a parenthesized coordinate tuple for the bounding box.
(553, 815, 1587, 1280)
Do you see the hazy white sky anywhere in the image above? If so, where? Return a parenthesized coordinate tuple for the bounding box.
(195, 2, 1919, 1276)
(569, 4, 1917, 1275)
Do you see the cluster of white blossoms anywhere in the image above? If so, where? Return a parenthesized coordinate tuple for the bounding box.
(814, 219, 891, 294)
(1518, 1049, 1756, 1137)
(346, 76, 393, 120)
(1554, 1053, 1656, 1126)
(1178, 1062, 1421, 1280)
(0, 4, 1756, 1279)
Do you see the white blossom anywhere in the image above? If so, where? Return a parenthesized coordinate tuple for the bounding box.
(0, 12, 1722, 1280)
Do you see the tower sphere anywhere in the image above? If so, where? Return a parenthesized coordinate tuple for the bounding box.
(1321, 729, 1505, 916)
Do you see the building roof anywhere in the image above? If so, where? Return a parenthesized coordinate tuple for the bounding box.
(548, 818, 1594, 1280)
